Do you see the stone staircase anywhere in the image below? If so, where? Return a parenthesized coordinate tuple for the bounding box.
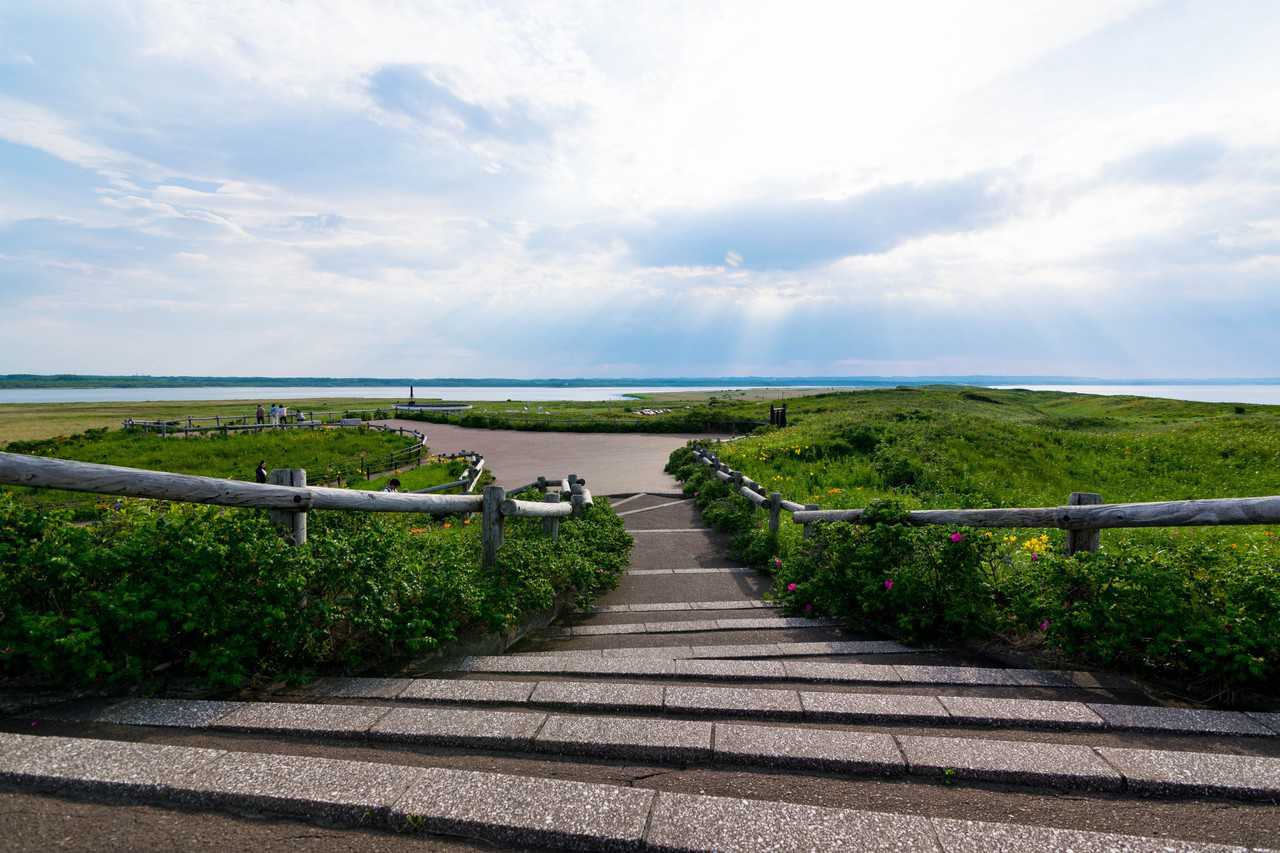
(4, 492, 1278, 851)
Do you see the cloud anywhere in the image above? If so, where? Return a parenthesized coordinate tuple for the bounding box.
(1103, 136, 1228, 185)
(368, 64, 551, 144)
(537, 173, 1015, 271)
(2, 2, 1280, 378)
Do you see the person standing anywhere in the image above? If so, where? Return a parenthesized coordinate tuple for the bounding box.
(269, 403, 279, 426)
(383, 478, 401, 493)
(255, 461, 268, 483)
(256, 404, 265, 425)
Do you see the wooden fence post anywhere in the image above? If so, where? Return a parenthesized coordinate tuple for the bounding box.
(267, 468, 307, 545)
(1066, 492, 1103, 555)
(768, 492, 782, 535)
(482, 485, 505, 569)
(543, 491, 561, 540)
(802, 503, 820, 540)
(569, 473, 586, 517)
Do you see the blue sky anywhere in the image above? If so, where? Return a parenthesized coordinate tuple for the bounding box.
(1, 1, 1278, 377)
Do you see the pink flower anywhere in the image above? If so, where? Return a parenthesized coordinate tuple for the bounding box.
(1031, 552, 1040, 561)
(949, 532, 964, 543)
(803, 602, 813, 614)
(1039, 619, 1051, 632)
(786, 582, 797, 592)
(884, 578, 894, 591)
(773, 557, 783, 569)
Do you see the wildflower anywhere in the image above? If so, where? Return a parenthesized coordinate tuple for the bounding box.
(773, 556, 783, 569)
(409, 526, 428, 535)
(803, 602, 813, 614)
(884, 578, 894, 591)
(1031, 553, 1040, 561)
(1229, 543, 1238, 550)
(442, 522, 452, 529)
(1039, 619, 1050, 632)
(462, 518, 471, 526)
(949, 532, 964, 543)
(787, 582, 797, 592)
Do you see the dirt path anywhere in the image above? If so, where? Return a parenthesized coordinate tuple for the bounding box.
(373, 420, 727, 495)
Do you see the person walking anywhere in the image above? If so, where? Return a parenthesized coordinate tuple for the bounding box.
(255, 404, 265, 425)
(255, 461, 268, 483)
(269, 403, 279, 426)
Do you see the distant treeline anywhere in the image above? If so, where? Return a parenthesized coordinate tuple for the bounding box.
(3, 374, 1278, 390)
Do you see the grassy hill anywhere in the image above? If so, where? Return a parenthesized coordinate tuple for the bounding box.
(668, 387, 1280, 702)
(711, 386, 1280, 509)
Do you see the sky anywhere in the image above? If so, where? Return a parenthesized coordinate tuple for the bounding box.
(1, 0, 1278, 379)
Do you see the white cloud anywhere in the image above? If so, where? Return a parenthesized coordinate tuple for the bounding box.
(1, 1, 1278, 377)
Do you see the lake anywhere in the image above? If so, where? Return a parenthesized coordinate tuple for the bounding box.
(0, 385, 793, 404)
(2, 383, 1279, 405)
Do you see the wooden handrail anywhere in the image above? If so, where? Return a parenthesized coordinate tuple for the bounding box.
(790, 497, 1280, 529)
(0, 452, 480, 514)
(689, 446, 1280, 554)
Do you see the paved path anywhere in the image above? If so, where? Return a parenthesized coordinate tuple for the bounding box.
(373, 420, 722, 495)
(6, 494, 1280, 850)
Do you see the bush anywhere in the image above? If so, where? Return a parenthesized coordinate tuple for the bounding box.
(668, 443, 1280, 699)
(0, 493, 631, 689)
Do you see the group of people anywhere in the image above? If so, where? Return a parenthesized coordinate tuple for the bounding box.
(255, 403, 303, 426)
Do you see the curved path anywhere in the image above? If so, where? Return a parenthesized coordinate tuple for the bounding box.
(374, 419, 726, 495)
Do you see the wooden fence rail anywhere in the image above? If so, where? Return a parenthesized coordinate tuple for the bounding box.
(0, 450, 597, 569)
(691, 446, 1280, 554)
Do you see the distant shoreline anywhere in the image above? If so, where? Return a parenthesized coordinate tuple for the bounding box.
(4, 374, 1280, 390)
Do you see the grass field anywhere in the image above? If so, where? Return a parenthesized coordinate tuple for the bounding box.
(0, 397, 401, 444)
(711, 386, 1280, 509)
(666, 386, 1280, 699)
(1, 425, 433, 514)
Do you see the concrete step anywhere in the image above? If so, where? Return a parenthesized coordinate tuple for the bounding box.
(22, 707, 1280, 802)
(512, 639, 920, 658)
(541, 615, 842, 639)
(584, 599, 779, 613)
(264, 679, 1278, 737)
(454, 655, 1114, 689)
(74, 688, 1280, 739)
(3, 732, 1264, 852)
(591, 571, 771, 608)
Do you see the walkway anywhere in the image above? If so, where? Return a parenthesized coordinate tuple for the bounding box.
(374, 419, 721, 494)
(4, 495, 1279, 850)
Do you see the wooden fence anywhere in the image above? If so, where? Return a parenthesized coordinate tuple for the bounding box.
(691, 446, 1280, 554)
(123, 408, 396, 436)
(0, 451, 593, 569)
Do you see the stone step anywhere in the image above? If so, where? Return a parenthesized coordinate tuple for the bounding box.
(585, 599, 779, 613)
(455, 655, 1108, 689)
(512, 639, 921, 658)
(617, 498, 691, 517)
(273, 678, 1279, 737)
(624, 566, 757, 576)
(543, 616, 841, 638)
(2, 732, 1259, 852)
(22, 708, 1280, 801)
(84, 687, 1280, 739)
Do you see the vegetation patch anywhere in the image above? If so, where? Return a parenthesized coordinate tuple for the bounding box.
(0, 493, 631, 689)
(4, 426, 432, 515)
(665, 386, 1280, 701)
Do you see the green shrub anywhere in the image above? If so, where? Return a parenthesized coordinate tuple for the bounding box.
(669, 441, 1280, 699)
(0, 493, 631, 689)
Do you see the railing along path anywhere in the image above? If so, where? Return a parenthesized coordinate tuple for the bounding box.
(0, 451, 592, 569)
(691, 446, 1280, 554)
